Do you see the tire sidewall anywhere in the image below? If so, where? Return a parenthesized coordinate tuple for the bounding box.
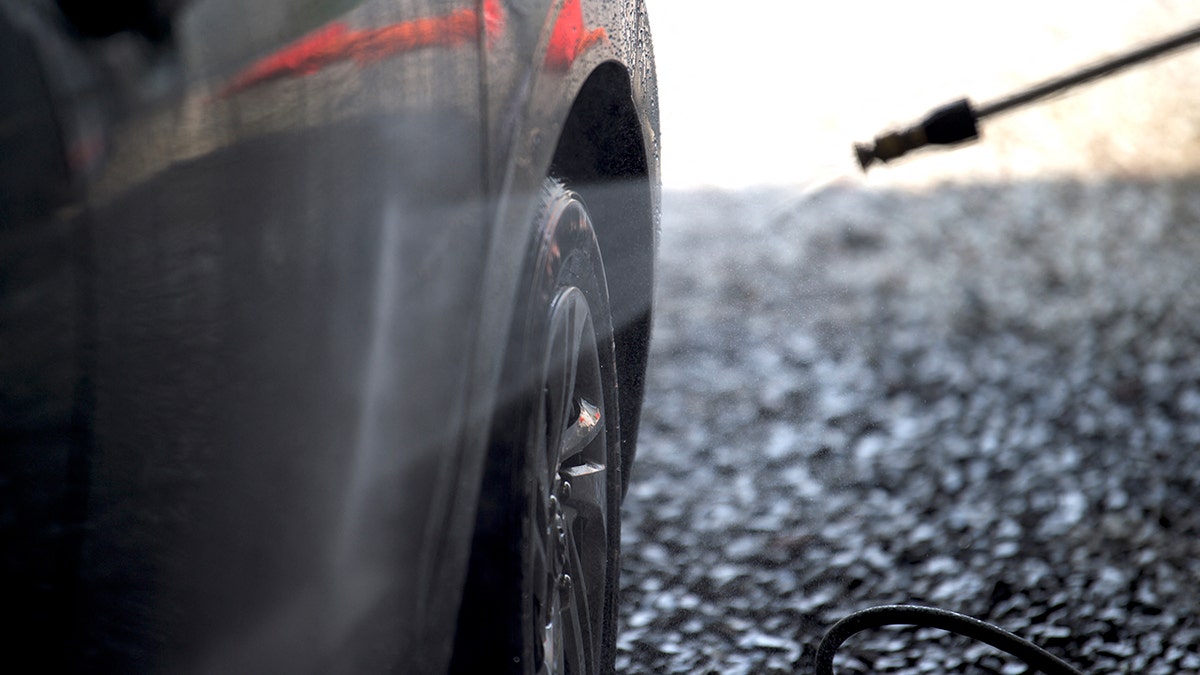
(512, 184, 621, 675)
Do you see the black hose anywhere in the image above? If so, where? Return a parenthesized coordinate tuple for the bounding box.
(814, 605, 1086, 675)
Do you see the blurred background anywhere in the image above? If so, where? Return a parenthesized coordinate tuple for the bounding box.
(651, 0, 1200, 188)
(619, 1, 1200, 672)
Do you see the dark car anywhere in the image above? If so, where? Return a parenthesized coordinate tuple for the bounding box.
(1, 0, 658, 672)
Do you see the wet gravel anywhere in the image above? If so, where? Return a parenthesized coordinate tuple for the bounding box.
(617, 178, 1200, 674)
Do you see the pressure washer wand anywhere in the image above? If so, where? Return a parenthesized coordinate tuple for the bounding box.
(855, 22, 1200, 172)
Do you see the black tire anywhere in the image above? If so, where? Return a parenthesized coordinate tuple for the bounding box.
(452, 179, 622, 674)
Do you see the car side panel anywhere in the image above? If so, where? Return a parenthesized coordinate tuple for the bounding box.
(1, 0, 657, 671)
(2, 0, 489, 671)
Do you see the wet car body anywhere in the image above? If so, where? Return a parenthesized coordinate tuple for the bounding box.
(0, 0, 657, 671)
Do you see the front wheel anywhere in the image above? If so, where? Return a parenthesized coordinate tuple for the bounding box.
(453, 180, 622, 674)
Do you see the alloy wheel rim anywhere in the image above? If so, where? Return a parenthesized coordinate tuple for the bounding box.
(531, 285, 609, 675)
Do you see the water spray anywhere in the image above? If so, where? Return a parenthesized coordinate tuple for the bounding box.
(854, 22, 1200, 172)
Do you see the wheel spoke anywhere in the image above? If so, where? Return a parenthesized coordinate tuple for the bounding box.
(531, 504, 553, 612)
(532, 400, 554, 498)
(561, 462, 606, 528)
(559, 398, 602, 464)
(564, 297, 591, 413)
(560, 302, 583, 422)
(546, 294, 584, 483)
(561, 524, 595, 672)
(539, 574, 563, 675)
(546, 364, 568, 483)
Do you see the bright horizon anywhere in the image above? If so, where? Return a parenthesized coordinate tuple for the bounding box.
(649, 0, 1200, 190)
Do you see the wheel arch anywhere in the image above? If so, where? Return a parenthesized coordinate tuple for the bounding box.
(549, 60, 655, 496)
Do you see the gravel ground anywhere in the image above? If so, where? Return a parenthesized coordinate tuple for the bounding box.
(617, 178, 1200, 674)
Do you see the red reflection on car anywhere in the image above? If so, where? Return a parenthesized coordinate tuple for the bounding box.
(545, 0, 606, 70)
(219, 0, 508, 99)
